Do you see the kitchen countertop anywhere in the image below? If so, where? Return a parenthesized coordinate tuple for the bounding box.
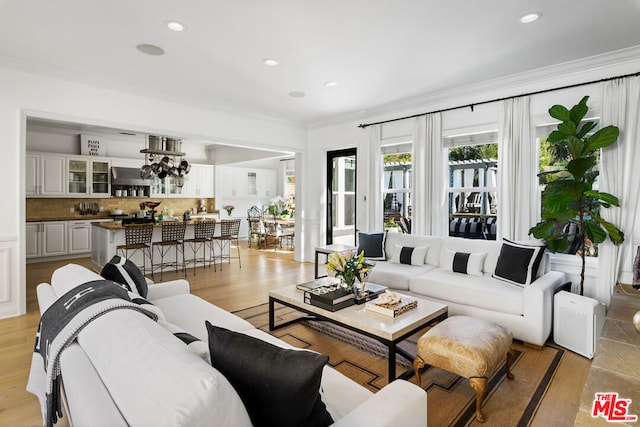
(27, 216, 114, 222)
(93, 218, 216, 230)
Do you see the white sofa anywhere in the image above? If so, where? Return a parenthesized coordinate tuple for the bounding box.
(32, 264, 426, 427)
(367, 233, 566, 347)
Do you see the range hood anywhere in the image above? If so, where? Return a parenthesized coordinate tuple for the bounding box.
(111, 167, 152, 187)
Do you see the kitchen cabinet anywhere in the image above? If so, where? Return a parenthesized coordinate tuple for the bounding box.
(67, 157, 89, 196)
(26, 153, 66, 196)
(68, 220, 91, 254)
(27, 221, 67, 258)
(27, 152, 110, 197)
(91, 159, 111, 196)
(183, 164, 214, 198)
(25, 222, 41, 258)
(215, 166, 276, 199)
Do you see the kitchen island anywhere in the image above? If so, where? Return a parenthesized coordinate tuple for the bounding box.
(91, 219, 228, 272)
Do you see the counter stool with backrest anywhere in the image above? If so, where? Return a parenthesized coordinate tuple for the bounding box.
(413, 316, 515, 423)
(152, 221, 186, 280)
(213, 218, 241, 270)
(184, 220, 216, 274)
(116, 224, 154, 276)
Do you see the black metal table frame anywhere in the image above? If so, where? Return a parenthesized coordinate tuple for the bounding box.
(269, 296, 448, 382)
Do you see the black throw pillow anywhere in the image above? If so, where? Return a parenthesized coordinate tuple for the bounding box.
(205, 322, 333, 427)
(493, 239, 545, 287)
(357, 231, 387, 260)
(100, 255, 148, 298)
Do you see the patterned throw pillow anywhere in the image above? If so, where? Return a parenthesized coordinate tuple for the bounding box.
(101, 255, 148, 298)
(493, 239, 545, 286)
(390, 244, 428, 266)
(440, 248, 486, 277)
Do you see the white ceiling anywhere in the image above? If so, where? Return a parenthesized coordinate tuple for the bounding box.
(2, 0, 640, 126)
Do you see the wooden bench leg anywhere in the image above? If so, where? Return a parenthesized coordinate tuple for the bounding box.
(413, 356, 425, 387)
(506, 348, 515, 380)
(469, 377, 488, 423)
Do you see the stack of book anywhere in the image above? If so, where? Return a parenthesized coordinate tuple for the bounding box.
(365, 295, 418, 317)
(304, 285, 355, 312)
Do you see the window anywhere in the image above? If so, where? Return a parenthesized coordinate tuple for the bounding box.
(444, 131, 498, 239)
(382, 142, 412, 231)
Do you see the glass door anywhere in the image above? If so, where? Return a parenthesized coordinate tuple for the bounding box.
(91, 160, 110, 196)
(67, 158, 88, 195)
(326, 148, 357, 246)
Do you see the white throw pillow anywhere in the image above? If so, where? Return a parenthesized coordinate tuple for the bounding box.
(441, 248, 486, 277)
(389, 244, 428, 266)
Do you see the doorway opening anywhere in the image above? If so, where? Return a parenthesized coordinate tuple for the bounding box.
(326, 148, 357, 246)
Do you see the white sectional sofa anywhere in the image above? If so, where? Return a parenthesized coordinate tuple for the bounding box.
(366, 232, 566, 347)
(31, 264, 427, 427)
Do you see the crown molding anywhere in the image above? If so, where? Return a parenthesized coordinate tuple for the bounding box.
(310, 45, 640, 130)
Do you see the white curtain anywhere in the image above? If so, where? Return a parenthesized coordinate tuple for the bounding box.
(413, 113, 445, 235)
(367, 125, 384, 231)
(497, 96, 535, 241)
(597, 76, 640, 305)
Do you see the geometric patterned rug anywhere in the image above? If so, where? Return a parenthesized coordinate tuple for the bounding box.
(233, 303, 565, 426)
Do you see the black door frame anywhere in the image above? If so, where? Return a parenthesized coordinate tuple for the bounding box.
(326, 148, 357, 245)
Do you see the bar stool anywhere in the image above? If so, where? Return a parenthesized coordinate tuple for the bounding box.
(213, 219, 241, 270)
(153, 221, 186, 280)
(184, 220, 217, 274)
(116, 224, 153, 276)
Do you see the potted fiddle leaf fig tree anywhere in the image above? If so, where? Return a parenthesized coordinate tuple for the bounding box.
(529, 96, 624, 296)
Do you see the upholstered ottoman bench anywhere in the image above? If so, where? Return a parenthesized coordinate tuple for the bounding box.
(413, 315, 515, 423)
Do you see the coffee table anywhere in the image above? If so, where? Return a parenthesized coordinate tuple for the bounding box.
(269, 283, 448, 382)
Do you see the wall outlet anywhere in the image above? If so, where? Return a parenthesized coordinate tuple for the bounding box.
(70, 207, 74, 213)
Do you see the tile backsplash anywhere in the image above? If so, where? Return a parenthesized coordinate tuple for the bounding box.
(26, 197, 216, 221)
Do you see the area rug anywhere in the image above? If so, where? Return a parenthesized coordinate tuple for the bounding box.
(233, 303, 565, 426)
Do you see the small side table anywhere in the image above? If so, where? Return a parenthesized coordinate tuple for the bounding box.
(314, 244, 357, 278)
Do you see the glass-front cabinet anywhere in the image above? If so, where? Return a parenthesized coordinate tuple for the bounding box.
(67, 157, 110, 196)
(91, 159, 110, 196)
(67, 158, 89, 195)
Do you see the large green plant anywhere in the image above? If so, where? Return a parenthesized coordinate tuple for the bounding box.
(529, 96, 624, 295)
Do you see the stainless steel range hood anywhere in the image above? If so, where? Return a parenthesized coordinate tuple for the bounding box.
(111, 167, 152, 187)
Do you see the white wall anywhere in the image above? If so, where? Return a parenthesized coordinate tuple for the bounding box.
(0, 66, 306, 319)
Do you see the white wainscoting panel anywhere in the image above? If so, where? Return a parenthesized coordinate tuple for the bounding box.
(0, 236, 20, 318)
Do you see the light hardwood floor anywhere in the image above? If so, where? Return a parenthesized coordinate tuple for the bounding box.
(2, 244, 591, 426)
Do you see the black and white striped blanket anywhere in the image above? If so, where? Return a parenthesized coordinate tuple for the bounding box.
(27, 280, 161, 427)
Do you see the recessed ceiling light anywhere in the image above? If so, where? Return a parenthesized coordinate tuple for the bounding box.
(263, 58, 280, 66)
(136, 44, 165, 56)
(520, 12, 542, 24)
(288, 91, 305, 98)
(324, 81, 339, 88)
(166, 21, 186, 31)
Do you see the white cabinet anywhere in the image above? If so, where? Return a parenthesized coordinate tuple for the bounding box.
(215, 166, 277, 199)
(90, 159, 111, 196)
(26, 153, 66, 196)
(27, 152, 110, 197)
(42, 221, 67, 256)
(178, 164, 215, 198)
(256, 170, 277, 198)
(27, 221, 67, 258)
(25, 222, 41, 258)
(68, 221, 91, 254)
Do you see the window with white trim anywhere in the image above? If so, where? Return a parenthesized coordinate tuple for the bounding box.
(381, 141, 412, 231)
(444, 131, 498, 240)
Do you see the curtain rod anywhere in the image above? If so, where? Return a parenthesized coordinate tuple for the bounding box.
(357, 70, 640, 129)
